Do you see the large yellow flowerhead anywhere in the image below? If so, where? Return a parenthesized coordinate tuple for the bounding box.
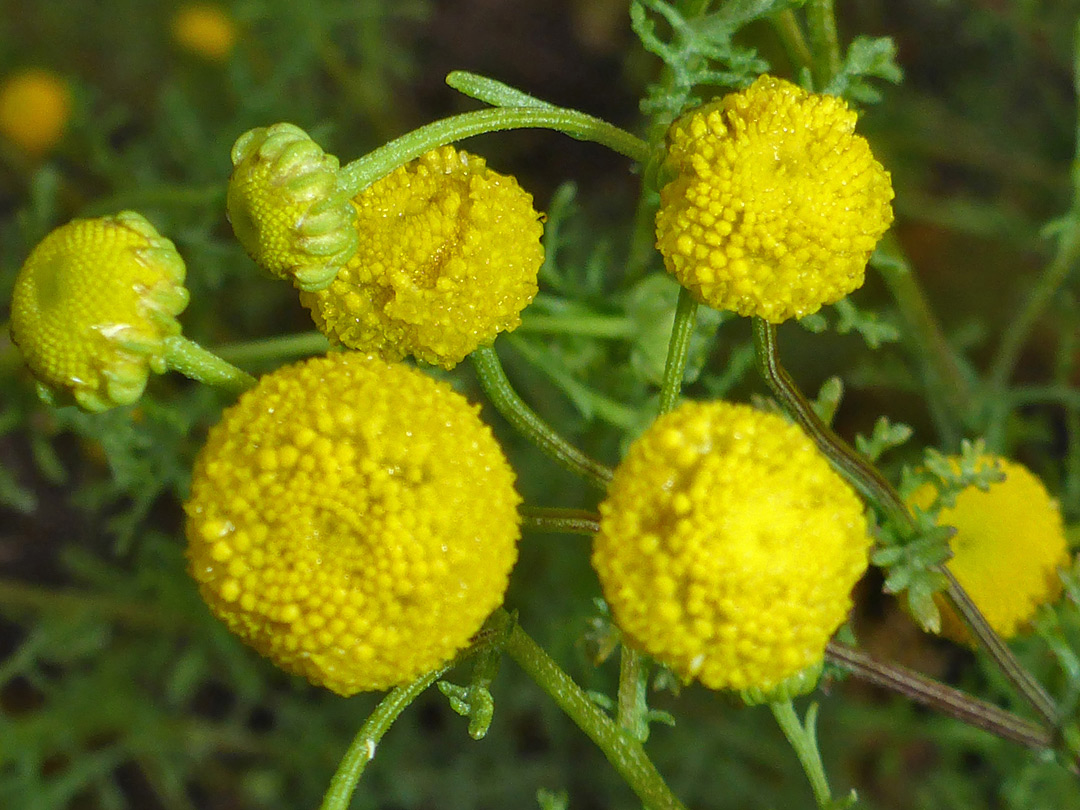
(185, 352, 522, 695)
(655, 75, 894, 323)
(908, 456, 1069, 642)
(299, 145, 543, 369)
(592, 400, 870, 693)
(227, 123, 358, 291)
(0, 69, 71, 157)
(10, 212, 189, 412)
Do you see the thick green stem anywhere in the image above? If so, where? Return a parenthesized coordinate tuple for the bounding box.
(215, 331, 330, 367)
(340, 107, 649, 195)
(519, 505, 600, 537)
(806, 0, 842, 88)
(503, 617, 687, 810)
(471, 346, 613, 489)
(656, 287, 699, 414)
(770, 701, 833, 808)
(770, 9, 814, 77)
(163, 335, 256, 392)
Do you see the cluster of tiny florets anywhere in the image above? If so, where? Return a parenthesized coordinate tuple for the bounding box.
(655, 75, 894, 323)
(184, 352, 522, 695)
(592, 400, 870, 692)
(9, 212, 189, 412)
(227, 123, 358, 291)
(908, 455, 1069, 642)
(299, 145, 544, 369)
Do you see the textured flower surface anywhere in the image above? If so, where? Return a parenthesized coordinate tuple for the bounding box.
(185, 352, 522, 695)
(655, 75, 894, 323)
(171, 4, 237, 62)
(227, 123, 357, 291)
(10, 212, 189, 412)
(592, 400, 870, 692)
(299, 145, 543, 369)
(0, 68, 71, 157)
(908, 456, 1069, 642)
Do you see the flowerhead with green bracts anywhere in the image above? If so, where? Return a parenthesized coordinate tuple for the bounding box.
(592, 400, 870, 694)
(10, 211, 189, 412)
(227, 123, 358, 291)
(185, 351, 522, 695)
(655, 75, 894, 323)
(907, 455, 1069, 644)
(300, 145, 544, 369)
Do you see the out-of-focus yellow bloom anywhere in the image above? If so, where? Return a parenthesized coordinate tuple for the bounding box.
(227, 123, 358, 291)
(655, 75, 894, 323)
(171, 4, 238, 62)
(908, 456, 1069, 642)
(185, 352, 522, 695)
(10, 212, 189, 412)
(0, 69, 71, 157)
(299, 145, 543, 369)
(593, 400, 870, 693)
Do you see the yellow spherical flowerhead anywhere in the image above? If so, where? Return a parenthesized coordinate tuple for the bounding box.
(593, 400, 870, 693)
(299, 145, 543, 369)
(10, 212, 189, 412)
(185, 352, 522, 695)
(227, 123, 358, 291)
(908, 456, 1069, 643)
(655, 75, 894, 323)
(171, 4, 238, 62)
(0, 69, 71, 157)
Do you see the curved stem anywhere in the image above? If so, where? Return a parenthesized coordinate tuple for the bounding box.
(770, 700, 833, 808)
(340, 107, 649, 195)
(503, 614, 687, 810)
(825, 641, 1052, 751)
(520, 505, 600, 536)
(163, 335, 256, 393)
(319, 666, 450, 810)
(215, 331, 330, 367)
(656, 287, 699, 414)
(770, 10, 814, 77)
(471, 346, 613, 490)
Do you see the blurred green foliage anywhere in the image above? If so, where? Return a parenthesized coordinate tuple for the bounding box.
(3, 1, 1080, 809)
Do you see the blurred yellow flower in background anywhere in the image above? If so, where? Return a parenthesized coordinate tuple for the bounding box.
(0, 68, 71, 157)
(171, 3, 238, 62)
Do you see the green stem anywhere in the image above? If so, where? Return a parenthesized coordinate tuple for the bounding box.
(163, 335, 256, 392)
(825, 641, 1052, 751)
(471, 346, 613, 489)
(319, 666, 450, 810)
(656, 287, 699, 414)
(770, 9, 815, 77)
(215, 331, 330, 367)
(806, 0, 842, 88)
(752, 319, 1061, 732)
(519, 505, 600, 536)
(340, 107, 649, 195)
(503, 615, 687, 810)
(770, 700, 832, 808)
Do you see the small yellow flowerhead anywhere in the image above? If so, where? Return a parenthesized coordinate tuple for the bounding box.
(592, 400, 870, 693)
(0, 69, 71, 157)
(10, 212, 189, 412)
(908, 456, 1069, 642)
(299, 145, 543, 369)
(655, 75, 894, 323)
(171, 4, 238, 62)
(185, 352, 522, 695)
(227, 123, 358, 291)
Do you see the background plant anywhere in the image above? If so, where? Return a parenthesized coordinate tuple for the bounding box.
(3, 1, 1080, 809)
